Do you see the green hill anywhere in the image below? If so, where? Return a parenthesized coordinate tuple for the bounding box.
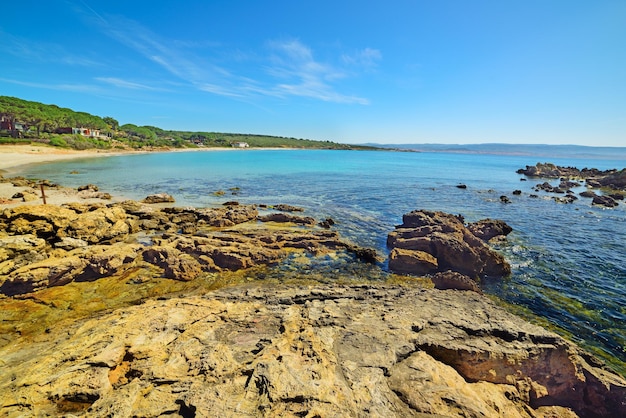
(0, 96, 373, 151)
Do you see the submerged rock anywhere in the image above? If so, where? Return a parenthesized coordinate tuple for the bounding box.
(1, 284, 623, 417)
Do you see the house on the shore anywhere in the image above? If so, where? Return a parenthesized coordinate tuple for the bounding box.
(0, 116, 27, 137)
(56, 127, 109, 139)
(231, 141, 249, 148)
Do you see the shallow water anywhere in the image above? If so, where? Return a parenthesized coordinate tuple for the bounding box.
(16, 148, 626, 370)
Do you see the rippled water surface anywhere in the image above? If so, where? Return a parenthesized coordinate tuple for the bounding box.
(17, 149, 626, 369)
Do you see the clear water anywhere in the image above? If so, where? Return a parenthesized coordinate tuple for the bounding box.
(15, 149, 626, 369)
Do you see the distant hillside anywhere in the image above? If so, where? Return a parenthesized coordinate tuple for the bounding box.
(0, 96, 374, 151)
(366, 142, 626, 160)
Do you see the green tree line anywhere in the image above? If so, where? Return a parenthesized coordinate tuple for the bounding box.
(0, 96, 375, 150)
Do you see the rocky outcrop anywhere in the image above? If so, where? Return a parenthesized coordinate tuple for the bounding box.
(517, 163, 626, 197)
(0, 202, 369, 296)
(1, 284, 624, 417)
(387, 210, 511, 281)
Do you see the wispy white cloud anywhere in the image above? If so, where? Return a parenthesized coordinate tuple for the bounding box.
(95, 77, 163, 91)
(75, 6, 376, 105)
(342, 48, 382, 69)
(0, 77, 102, 93)
(264, 39, 369, 104)
(0, 30, 101, 67)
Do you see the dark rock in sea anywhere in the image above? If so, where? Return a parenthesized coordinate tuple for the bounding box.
(272, 204, 304, 212)
(560, 180, 581, 189)
(431, 270, 482, 293)
(500, 195, 511, 203)
(592, 195, 619, 208)
(554, 195, 577, 204)
(318, 217, 335, 228)
(518, 163, 626, 193)
(141, 193, 176, 204)
(512, 189, 522, 195)
(222, 201, 239, 206)
(579, 190, 597, 198)
(346, 245, 379, 264)
(258, 212, 316, 225)
(529, 194, 538, 198)
(387, 210, 511, 279)
(609, 193, 624, 201)
(456, 184, 467, 189)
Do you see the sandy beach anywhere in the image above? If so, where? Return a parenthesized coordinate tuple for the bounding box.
(0, 144, 132, 207)
(0, 143, 127, 173)
(0, 144, 261, 208)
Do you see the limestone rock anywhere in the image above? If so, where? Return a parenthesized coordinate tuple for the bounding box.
(63, 206, 130, 244)
(0, 255, 87, 296)
(0, 284, 623, 417)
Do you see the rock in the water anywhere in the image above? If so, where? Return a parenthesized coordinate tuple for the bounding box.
(592, 195, 618, 208)
(579, 190, 597, 198)
(387, 210, 511, 279)
(1, 284, 623, 417)
(141, 193, 176, 204)
(259, 212, 316, 225)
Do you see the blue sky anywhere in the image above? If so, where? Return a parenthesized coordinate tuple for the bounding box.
(1, 1, 625, 146)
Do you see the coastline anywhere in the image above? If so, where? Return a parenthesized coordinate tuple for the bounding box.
(1, 146, 625, 415)
(0, 144, 284, 208)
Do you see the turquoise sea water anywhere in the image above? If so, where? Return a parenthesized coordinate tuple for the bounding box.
(15, 149, 626, 369)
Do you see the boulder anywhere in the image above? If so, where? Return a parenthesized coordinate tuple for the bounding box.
(259, 212, 316, 225)
(272, 204, 304, 212)
(141, 193, 175, 204)
(77, 184, 99, 192)
(431, 270, 482, 293)
(592, 195, 618, 208)
(579, 190, 597, 198)
(387, 210, 511, 279)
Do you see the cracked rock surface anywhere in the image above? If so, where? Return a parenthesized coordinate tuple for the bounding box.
(2, 284, 624, 417)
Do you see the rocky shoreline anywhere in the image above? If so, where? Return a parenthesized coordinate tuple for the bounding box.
(1, 173, 626, 416)
(516, 162, 626, 207)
